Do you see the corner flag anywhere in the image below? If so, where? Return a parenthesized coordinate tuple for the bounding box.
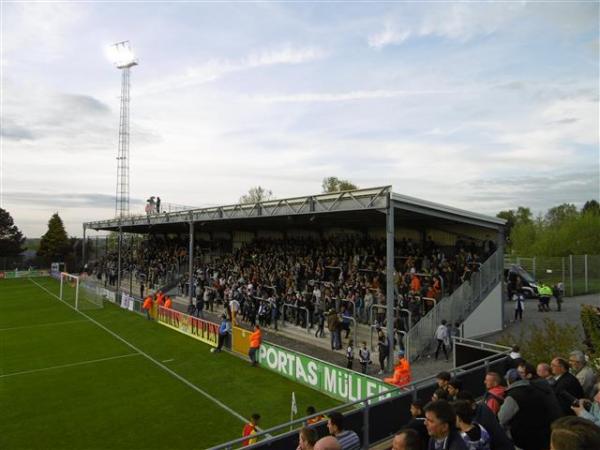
(291, 392, 298, 416)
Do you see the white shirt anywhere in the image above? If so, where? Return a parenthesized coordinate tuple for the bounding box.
(435, 324, 448, 340)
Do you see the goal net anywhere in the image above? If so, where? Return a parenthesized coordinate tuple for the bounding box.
(60, 272, 103, 310)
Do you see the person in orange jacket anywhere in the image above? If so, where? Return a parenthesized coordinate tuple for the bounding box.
(164, 296, 172, 309)
(384, 350, 412, 387)
(156, 291, 165, 308)
(248, 324, 262, 367)
(142, 295, 153, 320)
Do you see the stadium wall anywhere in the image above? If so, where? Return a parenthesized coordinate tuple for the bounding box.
(461, 283, 503, 339)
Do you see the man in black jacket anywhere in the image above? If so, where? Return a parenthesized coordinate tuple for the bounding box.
(551, 357, 585, 415)
(498, 374, 556, 450)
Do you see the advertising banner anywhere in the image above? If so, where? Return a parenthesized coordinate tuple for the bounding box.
(157, 307, 218, 347)
(256, 342, 395, 403)
(232, 326, 251, 356)
(0, 270, 50, 279)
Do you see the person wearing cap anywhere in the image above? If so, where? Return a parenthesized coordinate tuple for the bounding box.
(384, 351, 412, 387)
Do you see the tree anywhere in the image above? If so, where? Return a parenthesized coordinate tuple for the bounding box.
(0, 208, 26, 257)
(582, 199, 600, 215)
(321, 176, 358, 193)
(497, 206, 532, 238)
(239, 186, 274, 204)
(545, 203, 578, 226)
(38, 213, 71, 264)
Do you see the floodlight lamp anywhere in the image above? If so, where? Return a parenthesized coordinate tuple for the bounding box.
(108, 40, 138, 69)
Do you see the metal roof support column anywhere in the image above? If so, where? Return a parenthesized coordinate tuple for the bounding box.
(498, 227, 506, 327)
(386, 200, 395, 372)
(82, 225, 87, 271)
(117, 223, 123, 301)
(188, 221, 194, 306)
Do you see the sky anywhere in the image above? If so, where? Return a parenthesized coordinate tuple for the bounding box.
(1, 1, 599, 238)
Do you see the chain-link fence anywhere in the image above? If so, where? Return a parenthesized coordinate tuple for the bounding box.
(505, 255, 600, 296)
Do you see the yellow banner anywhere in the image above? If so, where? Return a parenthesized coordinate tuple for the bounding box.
(232, 326, 251, 356)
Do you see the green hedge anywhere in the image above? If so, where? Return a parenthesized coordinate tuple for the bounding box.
(581, 304, 600, 371)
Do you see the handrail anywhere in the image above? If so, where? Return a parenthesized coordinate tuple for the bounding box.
(281, 303, 310, 333)
(368, 304, 412, 330)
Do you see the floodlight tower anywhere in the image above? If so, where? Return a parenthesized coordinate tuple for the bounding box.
(110, 41, 138, 218)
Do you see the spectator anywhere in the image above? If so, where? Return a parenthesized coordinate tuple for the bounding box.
(434, 320, 449, 361)
(314, 436, 341, 450)
(498, 369, 555, 450)
(571, 382, 600, 426)
(436, 372, 452, 391)
(298, 427, 318, 450)
(433, 388, 450, 402)
(377, 328, 389, 375)
(455, 391, 515, 450)
(327, 309, 341, 350)
(516, 362, 563, 422)
(327, 412, 360, 450)
(405, 399, 428, 448)
(550, 416, 600, 450)
(346, 340, 354, 370)
(536, 362, 554, 385)
(483, 372, 506, 415)
(392, 428, 422, 450)
(358, 341, 371, 374)
(513, 293, 524, 322)
(447, 379, 462, 401)
(424, 400, 468, 450)
(453, 400, 491, 450)
(551, 357, 585, 415)
(569, 350, 597, 398)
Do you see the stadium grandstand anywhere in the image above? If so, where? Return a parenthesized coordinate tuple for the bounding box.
(83, 186, 506, 366)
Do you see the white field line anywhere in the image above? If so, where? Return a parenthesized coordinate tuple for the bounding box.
(162, 359, 175, 362)
(28, 278, 254, 428)
(1, 353, 140, 378)
(0, 319, 87, 332)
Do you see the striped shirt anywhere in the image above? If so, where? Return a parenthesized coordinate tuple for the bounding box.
(336, 430, 360, 450)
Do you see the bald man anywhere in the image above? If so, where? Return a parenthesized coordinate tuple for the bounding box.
(392, 429, 421, 450)
(314, 436, 341, 450)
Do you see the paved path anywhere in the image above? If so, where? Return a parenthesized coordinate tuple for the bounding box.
(482, 292, 600, 344)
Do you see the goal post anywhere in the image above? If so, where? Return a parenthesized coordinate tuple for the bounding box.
(60, 272, 103, 310)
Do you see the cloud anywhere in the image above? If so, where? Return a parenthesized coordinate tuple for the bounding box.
(368, 24, 410, 49)
(4, 192, 144, 209)
(0, 121, 36, 141)
(247, 88, 459, 103)
(137, 44, 327, 95)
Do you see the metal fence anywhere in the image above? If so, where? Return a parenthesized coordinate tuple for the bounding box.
(406, 250, 503, 361)
(505, 254, 600, 296)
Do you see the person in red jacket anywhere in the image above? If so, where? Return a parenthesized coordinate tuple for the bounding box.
(164, 296, 173, 309)
(248, 324, 262, 367)
(384, 351, 412, 387)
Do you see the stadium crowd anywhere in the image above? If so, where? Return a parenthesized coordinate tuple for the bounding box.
(287, 348, 600, 450)
(92, 234, 494, 340)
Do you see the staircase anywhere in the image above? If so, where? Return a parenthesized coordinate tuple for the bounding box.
(406, 250, 504, 361)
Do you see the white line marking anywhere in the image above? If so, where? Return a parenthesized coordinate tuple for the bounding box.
(0, 319, 87, 332)
(1, 353, 140, 378)
(162, 359, 175, 363)
(29, 278, 253, 428)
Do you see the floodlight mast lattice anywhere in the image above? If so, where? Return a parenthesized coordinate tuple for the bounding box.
(111, 40, 138, 219)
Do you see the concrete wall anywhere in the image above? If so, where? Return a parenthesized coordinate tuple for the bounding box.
(462, 283, 503, 339)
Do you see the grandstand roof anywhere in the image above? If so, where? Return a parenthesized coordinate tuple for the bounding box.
(83, 186, 505, 235)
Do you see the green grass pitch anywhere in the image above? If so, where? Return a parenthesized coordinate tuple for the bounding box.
(0, 277, 340, 449)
